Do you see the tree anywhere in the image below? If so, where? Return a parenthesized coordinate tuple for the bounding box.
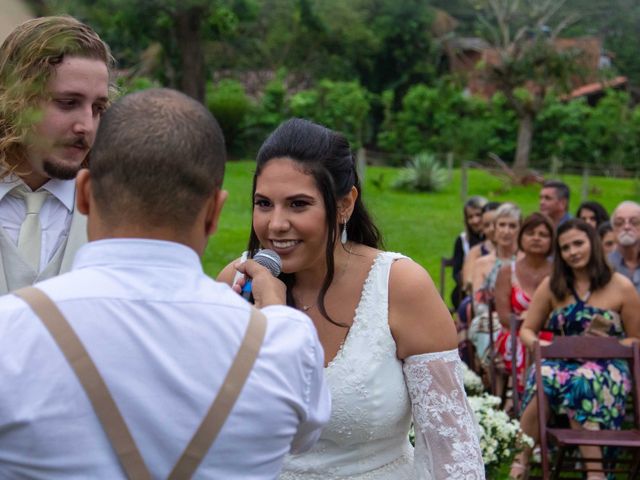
(470, 0, 583, 177)
(40, 0, 248, 103)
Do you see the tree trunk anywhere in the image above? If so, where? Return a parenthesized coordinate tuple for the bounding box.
(174, 8, 206, 103)
(513, 112, 534, 177)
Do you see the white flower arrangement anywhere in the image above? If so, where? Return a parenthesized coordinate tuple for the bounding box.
(461, 361, 485, 396)
(468, 394, 534, 476)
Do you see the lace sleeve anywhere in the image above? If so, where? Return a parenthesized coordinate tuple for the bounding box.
(403, 349, 485, 480)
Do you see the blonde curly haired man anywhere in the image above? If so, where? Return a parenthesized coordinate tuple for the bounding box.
(0, 16, 113, 292)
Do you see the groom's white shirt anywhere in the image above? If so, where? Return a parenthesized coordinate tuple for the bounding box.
(0, 239, 330, 478)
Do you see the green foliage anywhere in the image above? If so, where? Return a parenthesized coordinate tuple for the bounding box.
(378, 83, 463, 158)
(377, 80, 640, 174)
(377, 82, 516, 164)
(531, 90, 639, 173)
(583, 90, 636, 170)
(533, 95, 590, 165)
(392, 152, 449, 192)
(237, 70, 288, 156)
(288, 80, 371, 148)
(205, 79, 253, 156)
(115, 76, 162, 96)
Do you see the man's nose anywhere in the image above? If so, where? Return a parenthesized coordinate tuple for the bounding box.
(72, 105, 97, 136)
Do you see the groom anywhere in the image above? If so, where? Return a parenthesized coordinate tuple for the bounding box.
(0, 88, 330, 478)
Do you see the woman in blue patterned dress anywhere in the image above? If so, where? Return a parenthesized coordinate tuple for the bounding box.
(510, 219, 640, 479)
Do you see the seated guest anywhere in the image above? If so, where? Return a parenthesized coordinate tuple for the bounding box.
(451, 195, 487, 309)
(462, 201, 501, 291)
(469, 202, 521, 367)
(494, 212, 553, 397)
(510, 219, 640, 479)
(539, 180, 571, 228)
(576, 201, 609, 230)
(608, 201, 640, 294)
(0, 89, 330, 478)
(598, 221, 616, 256)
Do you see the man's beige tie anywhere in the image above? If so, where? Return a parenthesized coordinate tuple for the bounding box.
(12, 186, 49, 272)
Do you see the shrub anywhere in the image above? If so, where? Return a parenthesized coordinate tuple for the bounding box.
(392, 152, 448, 192)
(240, 71, 288, 156)
(288, 80, 371, 149)
(206, 79, 253, 156)
(377, 82, 515, 165)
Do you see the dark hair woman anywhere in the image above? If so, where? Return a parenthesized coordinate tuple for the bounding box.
(450, 196, 487, 309)
(598, 220, 617, 256)
(510, 219, 640, 479)
(218, 118, 483, 479)
(576, 201, 609, 230)
(494, 212, 554, 402)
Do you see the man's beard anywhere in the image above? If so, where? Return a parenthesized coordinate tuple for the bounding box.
(617, 232, 638, 247)
(43, 158, 81, 180)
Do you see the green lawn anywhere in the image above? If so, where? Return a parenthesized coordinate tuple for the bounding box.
(203, 160, 638, 304)
(203, 162, 637, 479)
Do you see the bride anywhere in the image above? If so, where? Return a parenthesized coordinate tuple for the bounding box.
(219, 118, 484, 479)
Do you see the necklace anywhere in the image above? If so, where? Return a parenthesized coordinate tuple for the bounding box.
(297, 242, 353, 312)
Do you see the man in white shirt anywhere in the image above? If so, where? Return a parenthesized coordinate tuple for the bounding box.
(0, 16, 112, 293)
(0, 88, 330, 478)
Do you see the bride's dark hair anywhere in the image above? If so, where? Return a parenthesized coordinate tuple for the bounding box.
(247, 118, 382, 326)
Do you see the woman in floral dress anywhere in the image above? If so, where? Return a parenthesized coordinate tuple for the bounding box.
(510, 219, 640, 480)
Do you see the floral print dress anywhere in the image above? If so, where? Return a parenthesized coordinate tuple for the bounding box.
(521, 292, 632, 429)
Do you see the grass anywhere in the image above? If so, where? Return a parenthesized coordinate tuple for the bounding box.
(203, 161, 636, 479)
(203, 160, 638, 304)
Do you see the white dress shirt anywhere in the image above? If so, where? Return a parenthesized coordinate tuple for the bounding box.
(0, 239, 330, 479)
(0, 175, 74, 272)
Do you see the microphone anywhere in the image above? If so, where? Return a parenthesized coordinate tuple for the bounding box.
(241, 249, 282, 303)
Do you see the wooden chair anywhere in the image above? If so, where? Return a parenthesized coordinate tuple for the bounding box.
(535, 337, 640, 479)
(487, 298, 498, 395)
(509, 313, 524, 416)
(439, 256, 455, 303)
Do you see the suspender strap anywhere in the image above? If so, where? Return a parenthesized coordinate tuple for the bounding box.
(14, 287, 151, 479)
(14, 287, 267, 480)
(168, 306, 266, 479)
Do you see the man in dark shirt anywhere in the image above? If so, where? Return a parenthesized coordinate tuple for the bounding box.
(539, 180, 571, 228)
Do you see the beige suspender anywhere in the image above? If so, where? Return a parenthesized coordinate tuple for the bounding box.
(14, 286, 267, 480)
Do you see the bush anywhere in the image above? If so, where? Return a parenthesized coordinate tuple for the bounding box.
(240, 71, 289, 156)
(288, 80, 371, 149)
(377, 82, 515, 165)
(206, 79, 253, 156)
(392, 152, 448, 192)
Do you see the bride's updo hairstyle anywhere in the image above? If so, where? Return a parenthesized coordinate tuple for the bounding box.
(247, 118, 382, 325)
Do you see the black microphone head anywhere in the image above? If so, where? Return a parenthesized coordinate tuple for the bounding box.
(253, 249, 282, 277)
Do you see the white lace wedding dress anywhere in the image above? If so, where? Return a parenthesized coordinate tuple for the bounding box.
(279, 252, 484, 479)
